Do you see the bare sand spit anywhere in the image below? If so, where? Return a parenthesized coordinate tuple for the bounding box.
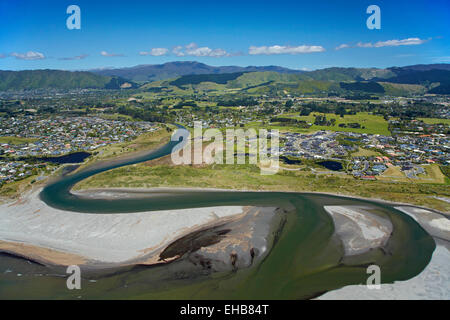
(319, 206, 450, 299)
(0, 189, 250, 267)
(324, 205, 392, 256)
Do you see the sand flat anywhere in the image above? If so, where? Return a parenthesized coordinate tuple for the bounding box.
(318, 242, 450, 300)
(0, 189, 246, 266)
(324, 205, 392, 255)
(319, 205, 450, 299)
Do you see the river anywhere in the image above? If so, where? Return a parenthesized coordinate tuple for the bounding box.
(0, 127, 435, 299)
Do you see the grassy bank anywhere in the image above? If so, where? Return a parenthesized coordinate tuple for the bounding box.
(0, 126, 174, 201)
(76, 125, 174, 171)
(75, 159, 450, 213)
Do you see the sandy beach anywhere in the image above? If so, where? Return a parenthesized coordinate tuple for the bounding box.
(0, 188, 253, 267)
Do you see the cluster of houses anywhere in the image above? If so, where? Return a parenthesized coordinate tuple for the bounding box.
(389, 119, 449, 135)
(281, 131, 356, 159)
(369, 133, 449, 165)
(280, 129, 449, 180)
(176, 110, 261, 129)
(0, 161, 46, 185)
(0, 115, 157, 186)
(0, 115, 157, 157)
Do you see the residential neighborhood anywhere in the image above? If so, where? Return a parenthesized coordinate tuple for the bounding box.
(0, 115, 157, 185)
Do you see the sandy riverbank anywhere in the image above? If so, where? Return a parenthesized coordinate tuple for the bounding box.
(324, 205, 392, 256)
(72, 185, 450, 216)
(0, 188, 260, 267)
(319, 205, 450, 299)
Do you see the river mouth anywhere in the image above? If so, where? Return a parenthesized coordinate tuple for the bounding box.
(0, 127, 437, 299)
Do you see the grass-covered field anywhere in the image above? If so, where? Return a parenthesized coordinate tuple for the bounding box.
(75, 159, 450, 213)
(0, 136, 38, 144)
(351, 147, 383, 157)
(255, 112, 391, 135)
(418, 118, 450, 125)
(378, 164, 446, 184)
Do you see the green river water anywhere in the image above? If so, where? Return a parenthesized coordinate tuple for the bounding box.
(0, 128, 435, 299)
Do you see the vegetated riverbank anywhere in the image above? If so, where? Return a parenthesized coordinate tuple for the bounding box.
(74, 125, 174, 170)
(73, 153, 450, 213)
(0, 126, 174, 202)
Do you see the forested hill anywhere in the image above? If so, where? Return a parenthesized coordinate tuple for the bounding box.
(1, 63, 449, 93)
(91, 61, 304, 82)
(0, 70, 137, 91)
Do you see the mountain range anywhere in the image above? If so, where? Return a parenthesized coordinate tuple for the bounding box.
(90, 61, 303, 82)
(0, 61, 449, 94)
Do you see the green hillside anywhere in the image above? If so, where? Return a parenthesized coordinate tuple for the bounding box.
(0, 70, 110, 90)
(0, 70, 137, 91)
(140, 69, 441, 97)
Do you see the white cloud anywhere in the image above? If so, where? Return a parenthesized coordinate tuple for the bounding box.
(369, 38, 428, 47)
(335, 44, 349, 50)
(139, 48, 169, 56)
(172, 46, 185, 57)
(59, 54, 88, 61)
(337, 38, 428, 50)
(10, 51, 45, 60)
(248, 45, 325, 55)
(172, 43, 230, 57)
(100, 51, 124, 57)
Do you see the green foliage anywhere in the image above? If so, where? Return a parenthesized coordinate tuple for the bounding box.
(0, 70, 111, 90)
(104, 77, 138, 89)
(170, 72, 245, 87)
(340, 81, 385, 93)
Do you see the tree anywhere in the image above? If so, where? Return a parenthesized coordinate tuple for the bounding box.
(285, 100, 294, 109)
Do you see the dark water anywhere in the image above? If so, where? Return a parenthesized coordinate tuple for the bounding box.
(280, 156, 302, 165)
(317, 160, 343, 171)
(0, 152, 91, 164)
(38, 152, 91, 164)
(0, 127, 435, 299)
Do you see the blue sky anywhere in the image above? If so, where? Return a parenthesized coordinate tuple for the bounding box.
(0, 0, 449, 70)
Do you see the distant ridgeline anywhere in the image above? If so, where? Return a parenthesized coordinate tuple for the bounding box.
(1, 62, 449, 94)
(0, 70, 138, 91)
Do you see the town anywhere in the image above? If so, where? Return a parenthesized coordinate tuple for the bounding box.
(0, 114, 157, 185)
